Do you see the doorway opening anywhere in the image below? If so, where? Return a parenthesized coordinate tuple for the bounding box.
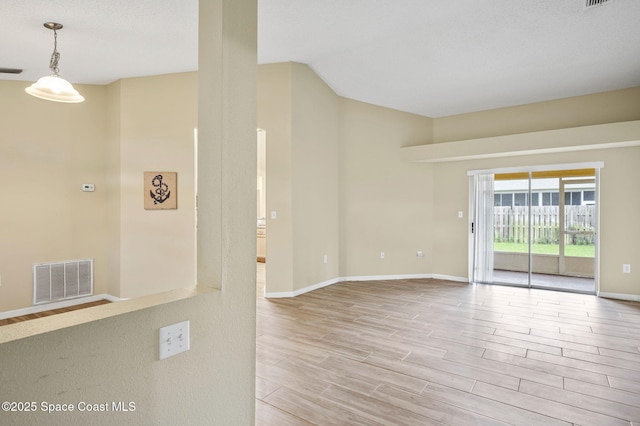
(470, 164, 601, 294)
(257, 129, 267, 290)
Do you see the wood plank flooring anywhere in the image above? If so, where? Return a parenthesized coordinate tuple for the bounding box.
(0, 299, 111, 326)
(255, 264, 640, 425)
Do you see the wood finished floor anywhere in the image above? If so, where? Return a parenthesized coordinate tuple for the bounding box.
(255, 264, 640, 425)
(0, 299, 111, 326)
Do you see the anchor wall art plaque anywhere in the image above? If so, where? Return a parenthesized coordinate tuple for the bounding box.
(144, 171, 177, 210)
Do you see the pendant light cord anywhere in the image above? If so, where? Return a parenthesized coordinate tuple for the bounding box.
(49, 28, 60, 75)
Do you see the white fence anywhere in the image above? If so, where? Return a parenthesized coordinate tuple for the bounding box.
(494, 205, 595, 245)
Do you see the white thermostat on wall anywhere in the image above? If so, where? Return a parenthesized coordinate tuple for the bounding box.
(82, 183, 95, 192)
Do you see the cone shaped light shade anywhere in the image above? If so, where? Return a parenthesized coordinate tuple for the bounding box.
(25, 74, 84, 103)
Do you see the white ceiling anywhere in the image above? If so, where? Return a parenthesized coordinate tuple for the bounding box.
(3, 0, 640, 117)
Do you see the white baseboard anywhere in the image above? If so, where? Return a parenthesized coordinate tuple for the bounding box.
(340, 273, 433, 282)
(265, 278, 340, 298)
(264, 273, 467, 299)
(597, 291, 640, 302)
(0, 293, 124, 320)
(431, 274, 470, 283)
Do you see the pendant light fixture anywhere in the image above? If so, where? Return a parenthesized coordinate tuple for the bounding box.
(25, 22, 84, 103)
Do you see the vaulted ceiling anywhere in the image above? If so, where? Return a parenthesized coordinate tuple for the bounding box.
(3, 0, 640, 117)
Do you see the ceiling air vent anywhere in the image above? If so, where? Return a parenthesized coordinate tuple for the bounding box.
(586, 0, 612, 8)
(0, 68, 23, 74)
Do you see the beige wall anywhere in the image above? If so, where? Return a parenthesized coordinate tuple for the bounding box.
(258, 63, 433, 292)
(257, 63, 294, 293)
(117, 73, 197, 298)
(0, 1, 256, 424)
(5, 66, 635, 310)
(258, 62, 341, 294)
(0, 290, 251, 424)
(339, 99, 434, 277)
(424, 88, 640, 297)
(598, 147, 640, 296)
(257, 130, 266, 219)
(337, 86, 640, 297)
(0, 80, 110, 312)
(291, 63, 341, 290)
(337, 87, 640, 297)
(257, 64, 640, 298)
(105, 81, 122, 298)
(0, 73, 198, 311)
(434, 87, 640, 143)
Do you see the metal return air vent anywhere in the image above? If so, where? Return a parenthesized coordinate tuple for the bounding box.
(585, 0, 612, 8)
(33, 259, 93, 305)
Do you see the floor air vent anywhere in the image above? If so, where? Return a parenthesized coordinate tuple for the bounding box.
(586, 0, 612, 8)
(33, 259, 93, 305)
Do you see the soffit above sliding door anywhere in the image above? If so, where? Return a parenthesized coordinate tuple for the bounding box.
(495, 168, 596, 180)
(468, 162, 604, 177)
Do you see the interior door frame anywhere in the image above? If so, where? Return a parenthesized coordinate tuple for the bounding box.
(468, 162, 603, 294)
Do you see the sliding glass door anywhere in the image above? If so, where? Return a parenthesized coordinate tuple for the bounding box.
(492, 175, 531, 287)
(471, 167, 598, 294)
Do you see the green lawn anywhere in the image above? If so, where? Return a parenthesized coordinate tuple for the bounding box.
(494, 242, 595, 258)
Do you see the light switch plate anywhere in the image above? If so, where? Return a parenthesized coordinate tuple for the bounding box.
(159, 320, 190, 360)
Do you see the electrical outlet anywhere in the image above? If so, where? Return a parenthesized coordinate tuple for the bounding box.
(417, 251, 424, 258)
(623, 264, 631, 274)
(380, 252, 385, 259)
(159, 320, 190, 360)
(270, 211, 277, 219)
(323, 255, 328, 264)
(458, 211, 463, 219)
